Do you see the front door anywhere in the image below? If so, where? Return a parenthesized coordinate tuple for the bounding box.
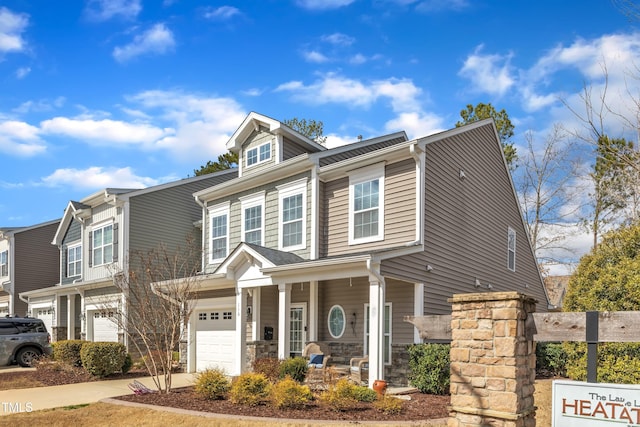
(289, 303, 306, 358)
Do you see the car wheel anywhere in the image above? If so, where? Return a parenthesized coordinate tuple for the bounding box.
(16, 347, 41, 367)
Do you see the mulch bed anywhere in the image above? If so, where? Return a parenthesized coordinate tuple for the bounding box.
(116, 386, 450, 422)
(0, 366, 148, 387)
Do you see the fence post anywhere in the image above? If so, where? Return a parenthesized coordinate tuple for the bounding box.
(586, 311, 599, 383)
(448, 292, 537, 427)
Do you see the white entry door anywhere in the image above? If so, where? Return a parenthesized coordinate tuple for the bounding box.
(289, 304, 306, 358)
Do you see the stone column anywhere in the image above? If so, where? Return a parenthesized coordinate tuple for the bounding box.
(448, 292, 537, 427)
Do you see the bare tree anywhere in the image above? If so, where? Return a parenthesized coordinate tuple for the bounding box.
(106, 238, 201, 393)
(562, 64, 640, 246)
(516, 124, 582, 270)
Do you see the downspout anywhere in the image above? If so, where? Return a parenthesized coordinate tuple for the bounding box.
(409, 142, 425, 245)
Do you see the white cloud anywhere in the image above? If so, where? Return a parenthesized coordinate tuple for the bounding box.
(84, 0, 141, 21)
(459, 45, 515, 97)
(0, 7, 28, 54)
(113, 23, 175, 62)
(41, 166, 158, 190)
(15, 66, 30, 79)
(40, 117, 168, 145)
(295, 0, 355, 10)
(0, 120, 45, 157)
(302, 50, 330, 63)
(415, 0, 470, 12)
(203, 6, 241, 20)
(321, 33, 355, 46)
(125, 90, 246, 161)
(384, 111, 444, 139)
(12, 97, 65, 114)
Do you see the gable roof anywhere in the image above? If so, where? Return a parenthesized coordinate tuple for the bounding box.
(226, 112, 326, 154)
(317, 131, 408, 167)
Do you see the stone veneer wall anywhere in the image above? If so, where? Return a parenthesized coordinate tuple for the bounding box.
(448, 292, 537, 427)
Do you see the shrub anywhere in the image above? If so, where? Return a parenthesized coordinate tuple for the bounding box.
(80, 342, 128, 377)
(253, 357, 281, 383)
(351, 385, 377, 402)
(121, 353, 133, 374)
(279, 357, 308, 383)
(270, 376, 313, 409)
(536, 342, 567, 377)
(229, 372, 271, 406)
(564, 342, 640, 384)
(194, 368, 230, 400)
(52, 340, 85, 367)
(319, 378, 359, 411)
(407, 343, 450, 395)
(373, 395, 404, 415)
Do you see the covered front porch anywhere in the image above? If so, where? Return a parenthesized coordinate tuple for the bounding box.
(186, 243, 424, 387)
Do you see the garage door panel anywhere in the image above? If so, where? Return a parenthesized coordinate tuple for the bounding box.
(34, 308, 54, 335)
(91, 311, 119, 342)
(195, 307, 235, 373)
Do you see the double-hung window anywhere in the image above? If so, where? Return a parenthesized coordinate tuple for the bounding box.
(67, 244, 82, 277)
(240, 192, 265, 246)
(0, 251, 7, 277)
(277, 179, 307, 250)
(92, 223, 113, 266)
(209, 203, 230, 263)
(349, 163, 385, 245)
(508, 227, 516, 271)
(246, 142, 271, 167)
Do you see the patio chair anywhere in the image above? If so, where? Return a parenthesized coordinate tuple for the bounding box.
(349, 355, 369, 386)
(302, 342, 330, 382)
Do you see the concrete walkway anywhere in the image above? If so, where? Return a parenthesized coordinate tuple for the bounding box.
(0, 372, 195, 416)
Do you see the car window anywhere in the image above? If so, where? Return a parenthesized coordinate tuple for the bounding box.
(15, 322, 45, 333)
(0, 322, 19, 335)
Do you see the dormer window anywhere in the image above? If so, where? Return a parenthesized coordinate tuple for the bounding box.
(247, 142, 271, 167)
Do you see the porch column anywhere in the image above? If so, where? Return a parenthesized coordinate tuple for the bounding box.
(78, 291, 86, 340)
(67, 294, 76, 340)
(277, 283, 291, 359)
(308, 281, 318, 342)
(368, 277, 385, 386)
(235, 287, 248, 374)
(250, 287, 261, 342)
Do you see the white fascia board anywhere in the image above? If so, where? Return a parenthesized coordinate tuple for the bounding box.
(194, 155, 313, 203)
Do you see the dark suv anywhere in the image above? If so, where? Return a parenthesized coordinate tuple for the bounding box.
(0, 316, 53, 367)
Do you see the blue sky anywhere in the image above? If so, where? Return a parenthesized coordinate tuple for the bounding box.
(1, 1, 638, 270)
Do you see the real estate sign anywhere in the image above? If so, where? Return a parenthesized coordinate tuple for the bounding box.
(553, 380, 640, 426)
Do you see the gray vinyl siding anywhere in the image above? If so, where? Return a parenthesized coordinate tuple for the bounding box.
(321, 159, 416, 257)
(317, 277, 414, 345)
(61, 220, 82, 285)
(384, 123, 547, 314)
(282, 138, 309, 160)
(12, 221, 60, 316)
(260, 286, 279, 340)
(203, 172, 312, 273)
(195, 289, 235, 300)
(242, 127, 275, 176)
(85, 286, 119, 299)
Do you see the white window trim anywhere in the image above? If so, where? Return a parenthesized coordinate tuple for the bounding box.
(0, 250, 7, 277)
(277, 179, 307, 251)
(208, 202, 230, 264)
(67, 243, 82, 277)
(91, 220, 114, 267)
(348, 162, 385, 245)
(240, 192, 266, 246)
(246, 141, 272, 168)
(364, 302, 393, 365)
(327, 304, 346, 339)
(508, 227, 516, 272)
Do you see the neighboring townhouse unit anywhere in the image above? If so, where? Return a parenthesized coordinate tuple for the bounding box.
(19, 171, 237, 343)
(0, 219, 61, 318)
(179, 112, 551, 386)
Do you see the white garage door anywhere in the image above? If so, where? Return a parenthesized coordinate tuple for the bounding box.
(195, 307, 235, 373)
(91, 310, 119, 342)
(34, 308, 54, 334)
